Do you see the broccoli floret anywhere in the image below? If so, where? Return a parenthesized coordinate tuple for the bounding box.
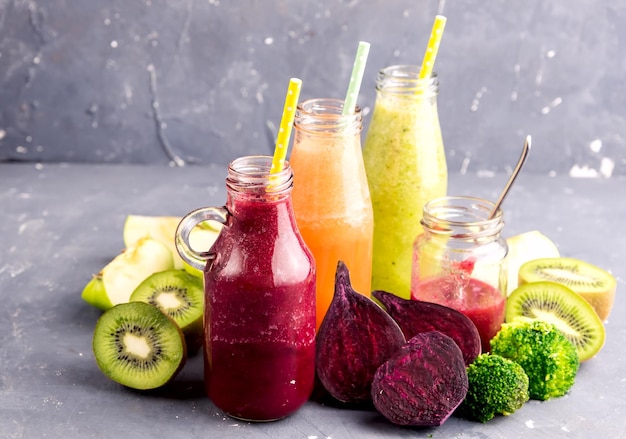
(457, 353, 530, 423)
(490, 319, 579, 400)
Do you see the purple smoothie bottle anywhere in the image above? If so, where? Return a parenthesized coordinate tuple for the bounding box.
(176, 155, 316, 421)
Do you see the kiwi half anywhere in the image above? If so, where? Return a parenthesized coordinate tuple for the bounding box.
(130, 270, 204, 354)
(519, 257, 616, 321)
(92, 301, 187, 390)
(506, 281, 605, 362)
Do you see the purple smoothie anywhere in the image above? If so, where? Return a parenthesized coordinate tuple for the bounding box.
(203, 191, 316, 421)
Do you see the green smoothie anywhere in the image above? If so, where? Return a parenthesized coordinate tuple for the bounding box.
(363, 66, 447, 299)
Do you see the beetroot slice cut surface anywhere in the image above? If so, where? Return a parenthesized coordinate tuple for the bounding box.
(316, 261, 406, 404)
(373, 290, 482, 366)
(371, 331, 469, 427)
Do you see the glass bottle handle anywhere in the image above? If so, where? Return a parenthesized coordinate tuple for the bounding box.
(175, 206, 228, 272)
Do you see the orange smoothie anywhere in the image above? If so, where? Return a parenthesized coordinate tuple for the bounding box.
(290, 98, 374, 331)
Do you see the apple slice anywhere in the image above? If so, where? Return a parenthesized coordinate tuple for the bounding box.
(82, 237, 174, 310)
(123, 215, 183, 268)
(182, 227, 220, 278)
(504, 231, 560, 296)
(123, 215, 221, 270)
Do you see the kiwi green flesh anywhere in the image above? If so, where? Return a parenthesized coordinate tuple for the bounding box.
(92, 302, 186, 390)
(519, 257, 616, 294)
(506, 281, 605, 362)
(130, 270, 203, 331)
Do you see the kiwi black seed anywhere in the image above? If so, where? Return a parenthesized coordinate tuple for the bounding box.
(129, 270, 204, 354)
(92, 301, 187, 390)
(506, 281, 605, 362)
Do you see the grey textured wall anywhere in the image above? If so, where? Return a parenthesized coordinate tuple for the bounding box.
(1, 0, 625, 177)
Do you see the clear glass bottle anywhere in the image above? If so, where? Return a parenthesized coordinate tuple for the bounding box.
(290, 98, 374, 331)
(411, 196, 508, 352)
(175, 156, 316, 421)
(363, 65, 448, 300)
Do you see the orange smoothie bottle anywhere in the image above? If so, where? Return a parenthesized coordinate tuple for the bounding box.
(290, 98, 374, 331)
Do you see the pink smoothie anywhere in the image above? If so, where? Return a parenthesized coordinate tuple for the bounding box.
(412, 277, 505, 352)
(203, 194, 316, 421)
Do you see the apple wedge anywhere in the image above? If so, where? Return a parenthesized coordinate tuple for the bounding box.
(124, 215, 183, 268)
(182, 226, 221, 278)
(82, 236, 174, 310)
(123, 215, 220, 270)
(504, 230, 560, 296)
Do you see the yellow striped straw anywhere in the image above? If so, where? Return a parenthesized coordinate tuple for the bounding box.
(271, 78, 302, 174)
(418, 15, 447, 80)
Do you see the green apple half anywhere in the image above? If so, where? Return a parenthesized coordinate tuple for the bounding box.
(123, 215, 220, 271)
(82, 236, 174, 310)
(505, 230, 560, 296)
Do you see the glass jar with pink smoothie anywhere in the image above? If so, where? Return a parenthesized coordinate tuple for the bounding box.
(411, 196, 508, 352)
(175, 156, 316, 421)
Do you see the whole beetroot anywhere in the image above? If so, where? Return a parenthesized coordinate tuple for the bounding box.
(371, 331, 469, 427)
(316, 261, 406, 404)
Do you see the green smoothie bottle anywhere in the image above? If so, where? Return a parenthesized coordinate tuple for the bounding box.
(363, 65, 448, 299)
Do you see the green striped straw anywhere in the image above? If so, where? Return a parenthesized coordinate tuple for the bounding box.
(342, 41, 371, 115)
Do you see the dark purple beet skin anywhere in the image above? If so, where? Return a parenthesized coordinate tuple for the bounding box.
(371, 331, 469, 427)
(316, 262, 406, 404)
(372, 290, 482, 366)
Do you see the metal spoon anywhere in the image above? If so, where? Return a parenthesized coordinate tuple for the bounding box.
(456, 135, 532, 277)
(488, 135, 532, 219)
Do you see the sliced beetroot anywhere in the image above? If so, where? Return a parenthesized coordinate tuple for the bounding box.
(372, 290, 481, 366)
(371, 331, 469, 427)
(316, 261, 406, 404)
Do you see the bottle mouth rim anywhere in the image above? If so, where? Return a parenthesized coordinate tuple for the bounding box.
(376, 65, 439, 95)
(297, 98, 361, 115)
(295, 98, 362, 133)
(227, 155, 292, 195)
(421, 196, 504, 239)
(379, 64, 438, 77)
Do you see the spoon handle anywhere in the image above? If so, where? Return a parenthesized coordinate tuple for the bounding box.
(489, 135, 532, 220)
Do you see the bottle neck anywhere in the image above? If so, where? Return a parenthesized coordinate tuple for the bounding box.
(294, 98, 362, 136)
(421, 196, 504, 244)
(376, 65, 439, 99)
(226, 155, 293, 203)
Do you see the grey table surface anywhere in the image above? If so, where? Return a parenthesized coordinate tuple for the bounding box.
(1, 162, 624, 439)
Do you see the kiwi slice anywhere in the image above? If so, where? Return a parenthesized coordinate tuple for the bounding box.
(130, 270, 204, 354)
(92, 301, 187, 390)
(506, 281, 605, 362)
(519, 257, 616, 321)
